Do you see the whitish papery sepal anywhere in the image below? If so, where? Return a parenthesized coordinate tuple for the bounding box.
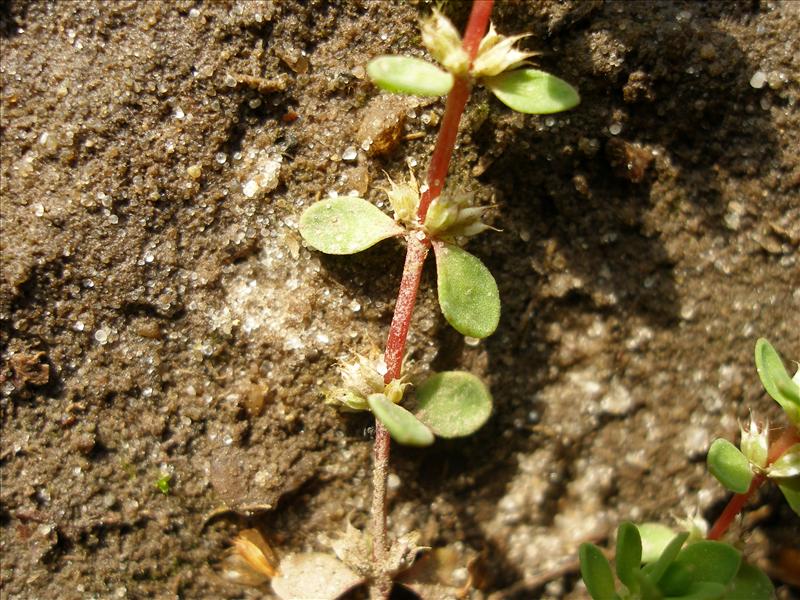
(472, 22, 536, 78)
(420, 9, 469, 76)
(740, 417, 769, 470)
(383, 169, 421, 228)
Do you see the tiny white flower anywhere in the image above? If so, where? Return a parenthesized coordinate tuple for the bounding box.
(472, 23, 537, 78)
(382, 169, 420, 228)
(739, 416, 769, 470)
(423, 189, 494, 243)
(326, 350, 409, 411)
(421, 9, 470, 76)
(675, 508, 708, 542)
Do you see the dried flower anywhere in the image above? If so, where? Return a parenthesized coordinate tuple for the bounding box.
(423, 189, 494, 243)
(472, 23, 537, 78)
(383, 169, 420, 228)
(421, 9, 470, 76)
(421, 10, 536, 80)
(327, 350, 409, 411)
(220, 529, 279, 587)
(739, 415, 769, 471)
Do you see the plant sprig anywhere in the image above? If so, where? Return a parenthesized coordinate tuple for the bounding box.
(580, 522, 774, 600)
(222, 2, 581, 597)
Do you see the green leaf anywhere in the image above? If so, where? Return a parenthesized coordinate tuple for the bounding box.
(642, 532, 689, 584)
(728, 562, 775, 599)
(484, 68, 580, 114)
(415, 371, 492, 438)
(659, 541, 741, 596)
(433, 242, 500, 339)
(635, 569, 663, 600)
(367, 393, 434, 447)
(755, 338, 800, 426)
(638, 523, 678, 564)
(367, 55, 454, 96)
(664, 581, 726, 600)
(768, 444, 800, 478)
(299, 197, 403, 255)
(616, 522, 642, 592)
(579, 543, 618, 600)
(707, 438, 753, 493)
(777, 477, 800, 516)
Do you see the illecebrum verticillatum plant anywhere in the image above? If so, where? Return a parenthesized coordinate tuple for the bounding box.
(218, 2, 580, 599)
(579, 339, 800, 600)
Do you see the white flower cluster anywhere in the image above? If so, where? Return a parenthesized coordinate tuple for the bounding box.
(421, 9, 537, 80)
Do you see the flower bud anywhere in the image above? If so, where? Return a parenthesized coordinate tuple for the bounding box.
(739, 417, 769, 470)
(472, 23, 537, 78)
(423, 189, 493, 243)
(421, 9, 470, 76)
(383, 170, 420, 227)
(326, 350, 409, 411)
(675, 508, 708, 543)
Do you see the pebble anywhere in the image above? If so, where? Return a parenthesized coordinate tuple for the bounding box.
(749, 71, 766, 89)
(357, 95, 407, 156)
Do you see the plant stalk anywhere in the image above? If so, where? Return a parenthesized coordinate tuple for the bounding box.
(368, 2, 494, 597)
(707, 425, 800, 540)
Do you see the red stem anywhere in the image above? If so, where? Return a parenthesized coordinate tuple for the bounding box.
(417, 0, 494, 222)
(707, 426, 800, 541)
(369, 2, 494, 597)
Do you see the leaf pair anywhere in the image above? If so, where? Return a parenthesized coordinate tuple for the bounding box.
(579, 522, 774, 600)
(368, 371, 493, 447)
(299, 196, 500, 340)
(368, 55, 579, 115)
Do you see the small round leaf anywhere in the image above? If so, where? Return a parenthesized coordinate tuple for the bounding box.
(778, 478, 800, 516)
(367, 55, 454, 96)
(367, 393, 434, 447)
(484, 68, 580, 114)
(728, 563, 775, 599)
(299, 197, 403, 255)
(579, 543, 618, 600)
(415, 371, 492, 438)
(659, 541, 741, 596)
(707, 438, 753, 494)
(615, 522, 642, 592)
(755, 338, 800, 426)
(768, 443, 800, 478)
(434, 242, 500, 339)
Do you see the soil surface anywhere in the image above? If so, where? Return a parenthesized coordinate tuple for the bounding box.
(1, 1, 798, 598)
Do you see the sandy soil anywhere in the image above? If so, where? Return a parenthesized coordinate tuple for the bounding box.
(1, 1, 798, 598)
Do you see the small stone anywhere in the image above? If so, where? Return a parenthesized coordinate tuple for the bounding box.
(699, 43, 716, 61)
(357, 95, 407, 156)
(243, 180, 258, 198)
(749, 71, 766, 89)
(186, 164, 202, 179)
(342, 146, 357, 161)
